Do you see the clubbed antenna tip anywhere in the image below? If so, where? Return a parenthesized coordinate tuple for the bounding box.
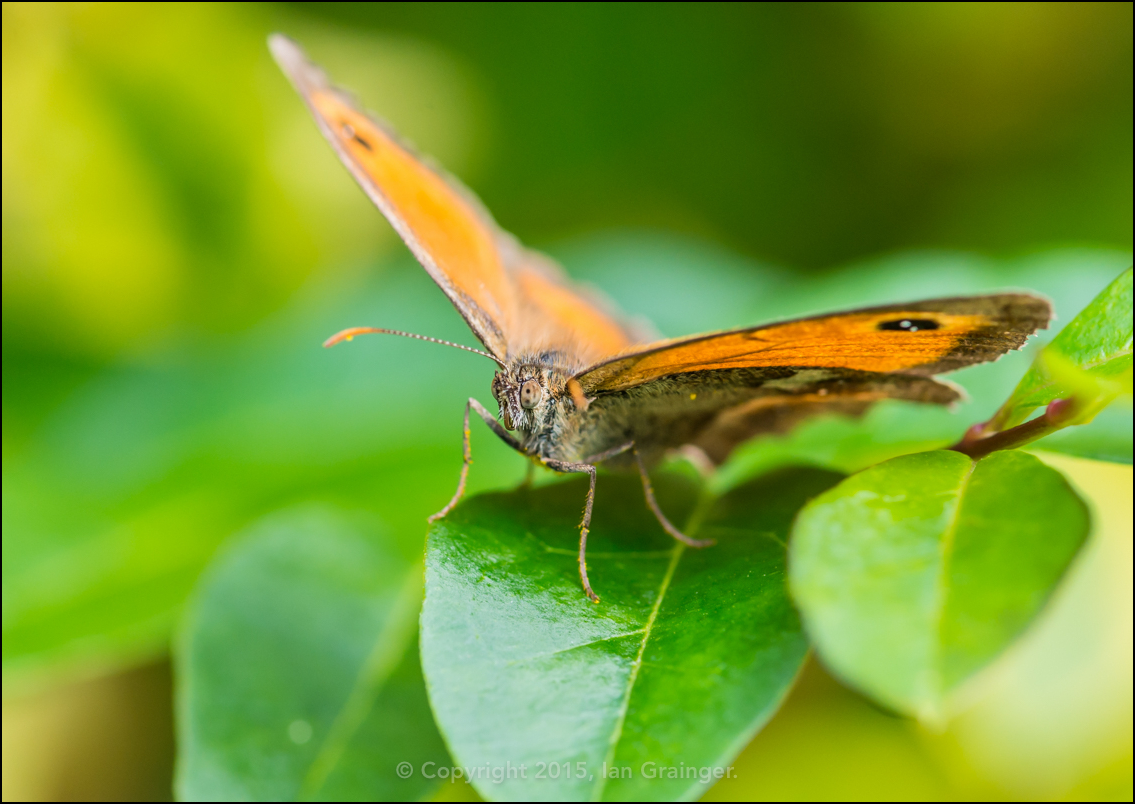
(322, 326, 506, 367)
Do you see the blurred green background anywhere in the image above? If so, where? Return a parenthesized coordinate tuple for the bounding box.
(2, 2, 1131, 801)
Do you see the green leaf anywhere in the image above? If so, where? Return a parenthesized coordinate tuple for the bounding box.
(421, 469, 834, 802)
(789, 449, 1090, 721)
(1030, 401, 1133, 464)
(175, 506, 448, 801)
(995, 268, 1133, 429)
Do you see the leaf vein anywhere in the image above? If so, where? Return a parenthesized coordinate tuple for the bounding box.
(924, 458, 976, 721)
(504, 629, 648, 665)
(298, 566, 422, 799)
(590, 544, 685, 800)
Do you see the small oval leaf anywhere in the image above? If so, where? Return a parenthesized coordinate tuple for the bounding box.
(175, 507, 448, 801)
(421, 470, 835, 801)
(997, 267, 1132, 429)
(789, 450, 1090, 721)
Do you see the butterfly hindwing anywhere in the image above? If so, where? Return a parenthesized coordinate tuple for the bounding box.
(574, 367, 962, 466)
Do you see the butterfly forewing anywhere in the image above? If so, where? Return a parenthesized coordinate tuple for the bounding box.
(271, 35, 640, 365)
(575, 294, 1051, 395)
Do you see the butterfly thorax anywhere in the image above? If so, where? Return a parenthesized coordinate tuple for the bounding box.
(492, 351, 589, 461)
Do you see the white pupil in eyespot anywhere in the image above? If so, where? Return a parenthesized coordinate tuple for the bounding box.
(520, 380, 542, 409)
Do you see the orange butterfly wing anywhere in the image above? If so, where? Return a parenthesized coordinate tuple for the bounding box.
(566, 295, 1049, 465)
(506, 248, 642, 365)
(271, 35, 639, 363)
(273, 35, 519, 357)
(576, 295, 1051, 394)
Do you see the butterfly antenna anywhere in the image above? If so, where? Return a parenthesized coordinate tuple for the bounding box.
(323, 327, 506, 367)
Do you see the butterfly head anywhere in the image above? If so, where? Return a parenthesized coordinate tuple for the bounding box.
(491, 356, 576, 436)
(492, 367, 540, 432)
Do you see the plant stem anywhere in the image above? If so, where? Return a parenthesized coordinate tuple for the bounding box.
(949, 398, 1074, 460)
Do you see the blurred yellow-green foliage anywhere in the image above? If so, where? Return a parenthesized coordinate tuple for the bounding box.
(2, 3, 1132, 801)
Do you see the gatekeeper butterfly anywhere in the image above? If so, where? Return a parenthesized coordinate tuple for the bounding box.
(271, 36, 1051, 602)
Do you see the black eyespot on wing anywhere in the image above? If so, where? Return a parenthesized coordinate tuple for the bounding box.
(340, 121, 373, 152)
(877, 318, 941, 333)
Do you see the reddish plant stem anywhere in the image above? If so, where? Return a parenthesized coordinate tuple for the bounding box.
(949, 399, 1075, 460)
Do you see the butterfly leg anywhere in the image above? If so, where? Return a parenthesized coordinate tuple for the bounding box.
(583, 441, 635, 464)
(634, 449, 714, 548)
(542, 457, 605, 603)
(430, 398, 525, 523)
(520, 459, 536, 489)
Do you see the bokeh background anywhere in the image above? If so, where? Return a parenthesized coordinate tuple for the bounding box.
(3, 2, 1131, 801)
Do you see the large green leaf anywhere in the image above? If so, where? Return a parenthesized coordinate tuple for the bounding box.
(995, 268, 1133, 430)
(789, 449, 1090, 721)
(421, 469, 836, 802)
(175, 506, 448, 801)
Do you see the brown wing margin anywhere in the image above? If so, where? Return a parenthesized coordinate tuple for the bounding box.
(575, 294, 1052, 395)
(270, 35, 514, 358)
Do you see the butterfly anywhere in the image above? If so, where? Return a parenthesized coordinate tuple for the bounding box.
(270, 35, 1051, 602)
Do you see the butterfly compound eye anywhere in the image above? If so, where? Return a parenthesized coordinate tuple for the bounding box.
(520, 380, 543, 409)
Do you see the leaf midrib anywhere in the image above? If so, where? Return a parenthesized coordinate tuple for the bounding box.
(298, 564, 423, 799)
(924, 457, 977, 719)
(589, 487, 715, 801)
(590, 543, 684, 801)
